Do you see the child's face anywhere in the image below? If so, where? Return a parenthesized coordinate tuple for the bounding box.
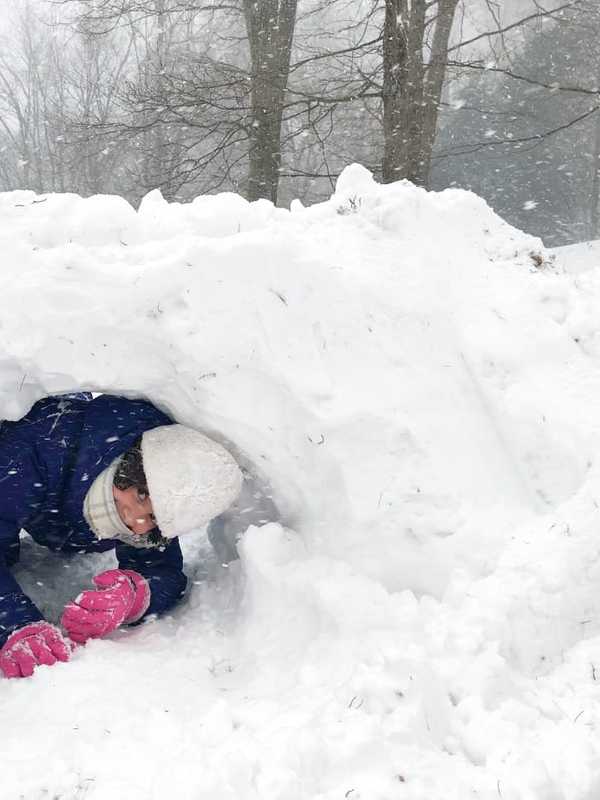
(112, 486, 157, 535)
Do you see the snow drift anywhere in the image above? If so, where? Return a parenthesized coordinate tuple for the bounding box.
(3, 165, 600, 799)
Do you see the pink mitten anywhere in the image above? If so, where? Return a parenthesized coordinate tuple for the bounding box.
(0, 622, 71, 679)
(61, 569, 150, 645)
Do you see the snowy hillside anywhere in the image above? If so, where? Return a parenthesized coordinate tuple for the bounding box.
(3, 165, 600, 799)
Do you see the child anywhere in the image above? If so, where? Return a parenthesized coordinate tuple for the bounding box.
(0, 393, 243, 678)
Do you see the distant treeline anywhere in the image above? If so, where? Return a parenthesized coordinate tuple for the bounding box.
(0, 0, 595, 245)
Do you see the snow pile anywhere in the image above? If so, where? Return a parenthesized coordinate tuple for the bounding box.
(3, 165, 600, 799)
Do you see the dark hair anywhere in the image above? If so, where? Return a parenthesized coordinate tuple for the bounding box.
(113, 437, 148, 493)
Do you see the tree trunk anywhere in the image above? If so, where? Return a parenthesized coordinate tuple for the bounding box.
(588, 112, 600, 238)
(418, 0, 459, 185)
(590, 64, 600, 239)
(244, 0, 298, 203)
(382, 0, 458, 188)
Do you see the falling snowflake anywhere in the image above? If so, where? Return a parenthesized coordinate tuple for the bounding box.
(523, 200, 538, 211)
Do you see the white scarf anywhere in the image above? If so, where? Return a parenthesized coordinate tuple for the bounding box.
(83, 458, 133, 542)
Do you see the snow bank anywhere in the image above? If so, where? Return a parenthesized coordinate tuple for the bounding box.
(3, 167, 600, 799)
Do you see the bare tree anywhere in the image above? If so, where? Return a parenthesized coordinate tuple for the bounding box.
(244, 0, 298, 201)
(63, 0, 299, 203)
(0, 2, 53, 192)
(0, 1, 136, 196)
(66, 26, 135, 193)
(378, 0, 587, 187)
(382, 0, 459, 185)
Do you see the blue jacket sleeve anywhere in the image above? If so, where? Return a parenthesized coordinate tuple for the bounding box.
(0, 422, 47, 646)
(0, 537, 45, 646)
(115, 538, 187, 620)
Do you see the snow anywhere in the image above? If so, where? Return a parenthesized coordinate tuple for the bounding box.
(2, 167, 600, 798)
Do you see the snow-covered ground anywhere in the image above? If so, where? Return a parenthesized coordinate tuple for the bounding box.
(3, 165, 600, 799)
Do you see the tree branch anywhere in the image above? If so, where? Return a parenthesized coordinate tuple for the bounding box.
(447, 0, 585, 54)
(447, 59, 600, 96)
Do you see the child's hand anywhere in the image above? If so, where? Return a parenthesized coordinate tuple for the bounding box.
(61, 569, 150, 644)
(0, 622, 71, 678)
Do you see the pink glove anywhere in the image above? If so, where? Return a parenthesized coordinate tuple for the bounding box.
(0, 622, 71, 679)
(61, 569, 150, 645)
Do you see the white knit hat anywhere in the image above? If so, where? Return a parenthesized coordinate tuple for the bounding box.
(141, 425, 243, 538)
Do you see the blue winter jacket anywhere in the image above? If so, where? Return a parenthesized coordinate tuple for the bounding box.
(0, 393, 187, 646)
